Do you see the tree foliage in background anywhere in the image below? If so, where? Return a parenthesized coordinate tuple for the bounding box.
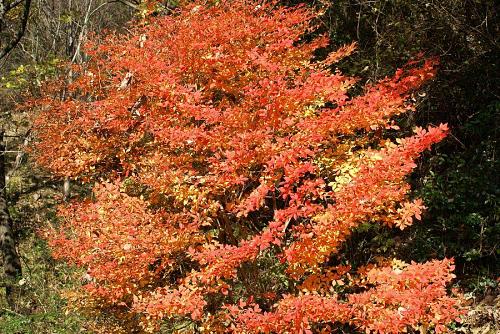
(32, 1, 463, 332)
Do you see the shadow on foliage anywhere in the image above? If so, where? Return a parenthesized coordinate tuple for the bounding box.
(285, 0, 499, 290)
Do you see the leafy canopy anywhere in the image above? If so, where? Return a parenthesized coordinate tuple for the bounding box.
(33, 1, 462, 333)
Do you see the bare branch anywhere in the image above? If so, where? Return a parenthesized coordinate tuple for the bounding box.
(0, 0, 32, 61)
(5, 0, 24, 12)
(116, 0, 140, 10)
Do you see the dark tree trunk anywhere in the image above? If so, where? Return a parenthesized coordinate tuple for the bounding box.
(0, 130, 22, 308)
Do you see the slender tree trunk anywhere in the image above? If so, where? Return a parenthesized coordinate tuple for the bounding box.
(14, 129, 31, 169)
(63, 176, 70, 201)
(0, 130, 22, 308)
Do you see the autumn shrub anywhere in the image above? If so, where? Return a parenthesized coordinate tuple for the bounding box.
(32, 1, 463, 332)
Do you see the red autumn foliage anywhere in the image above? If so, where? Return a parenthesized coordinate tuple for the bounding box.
(32, 0, 463, 332)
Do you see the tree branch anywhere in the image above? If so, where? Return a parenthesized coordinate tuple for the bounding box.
(116, 0, 140, 10)
(0, 0, 32, 61)
(5, 0, 24, 12)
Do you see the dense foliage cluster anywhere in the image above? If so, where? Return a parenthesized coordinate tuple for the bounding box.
(32, 1, 462, 332)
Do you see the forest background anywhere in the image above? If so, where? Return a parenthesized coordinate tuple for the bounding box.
(0, 0, 497, 333)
